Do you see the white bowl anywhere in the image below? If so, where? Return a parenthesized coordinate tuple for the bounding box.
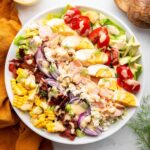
(5, 5, 144, 145)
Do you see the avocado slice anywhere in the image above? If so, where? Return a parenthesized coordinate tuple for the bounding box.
(130, 63, 142, 80)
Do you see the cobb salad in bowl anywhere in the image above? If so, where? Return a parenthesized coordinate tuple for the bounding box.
(5, 5, 143, 143)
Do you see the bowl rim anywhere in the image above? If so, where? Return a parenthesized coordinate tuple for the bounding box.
(5, 4, 145, 145)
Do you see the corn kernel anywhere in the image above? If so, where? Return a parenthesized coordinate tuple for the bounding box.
(11, 79, 27, 96)
(34, 96, 48, 110)
(45, 109, 55, 121)
(13, 95, 33, 111)
(28, 89, 37, 101)
(24, 75, 36, 90)
(46, 122, 55, 132)
(32, 114, 46, 128)
(16, 68, 28, 82)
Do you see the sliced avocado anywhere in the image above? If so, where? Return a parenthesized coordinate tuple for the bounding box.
(123, 36, 140, 57)
(130, 54, 141, 63)
(119, 54, 141, 65)
(130, 63, 142, 80)
(119, 56, 131, 65)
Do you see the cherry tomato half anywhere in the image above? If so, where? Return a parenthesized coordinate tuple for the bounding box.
(70, 16, 91, 36)
(88, 27, 110, 48)
(104, 50, 111, 66)
(117, 78, 140, 93)
(88, 27, 101, 44)
(64, 7, 81, 24)
(97, 27, 110, 48)
(116, 65, 133, 79)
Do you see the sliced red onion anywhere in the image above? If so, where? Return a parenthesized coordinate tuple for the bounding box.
(78, 110, 101, 136)
(68, 91, 80, 103)
(35, 47, 52, 78)
(83, 128, 101, 136)
(35, 47, 60, 80)
(50, 63, 60, 80)
(45, 78, 64, 93)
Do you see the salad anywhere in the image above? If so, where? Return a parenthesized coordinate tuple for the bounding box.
(9, 5, 142, 140)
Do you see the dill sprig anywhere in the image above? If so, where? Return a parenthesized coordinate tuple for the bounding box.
(128, 95, 150, 150)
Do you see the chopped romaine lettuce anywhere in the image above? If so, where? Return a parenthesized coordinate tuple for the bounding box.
(43, 4, 71, 24)
(14, 35, 25, 46)
(99, 13, 125, 35)
(110, 35, 127, 50)
(25, 29, 39, 38)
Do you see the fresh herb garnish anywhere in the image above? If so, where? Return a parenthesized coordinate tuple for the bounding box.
(49, 64, 56, 73)
(76, 129, 85, 137)
(128, 96, 150, 150)
(39, 90, 47, 98)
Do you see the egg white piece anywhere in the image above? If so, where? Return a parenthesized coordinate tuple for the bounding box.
(98, 78, 120, 91)
(61, 36, 80, 48)
(47, 18, 64, 27)
(75, 49, 96, 61)
(113, 90, 138, 107)
(87, 64, 115, 77)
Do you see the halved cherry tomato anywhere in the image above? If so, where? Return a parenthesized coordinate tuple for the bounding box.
(97, 28, 110, 48)
(88, 27, 101, 44)
(64, 7, 81, 24)
(88, 27, 110, 48)
(117, 78, 140, 93)
(104, 50, 111, 66)
(70, 16, 80, 30)
(70, 16, 91, 36)
(116, 65, 133, 79)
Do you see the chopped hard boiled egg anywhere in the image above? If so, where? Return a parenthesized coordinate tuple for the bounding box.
(113, 90, 137, 107)
(87, 64, 115, 78)
(47, 19, 64, 27)
(83, 10, 99, 24)
(47, 19, 75, 36)
(76, 50, 108, 66)
(62, 36, 94, 50)
(98, 78, 121, 91)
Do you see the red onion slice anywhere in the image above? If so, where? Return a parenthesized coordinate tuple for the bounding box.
(35, 47, 60, 80)
(35, 47, 52, 78)
(68, 91, 80, 103)
(45, 78, 64, 93)
(78, 110, 102, 136)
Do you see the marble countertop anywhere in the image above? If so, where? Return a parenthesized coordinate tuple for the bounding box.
(17, 0, 150, 149)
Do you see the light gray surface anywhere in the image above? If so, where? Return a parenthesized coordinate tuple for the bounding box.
(17, 0, 150, 149)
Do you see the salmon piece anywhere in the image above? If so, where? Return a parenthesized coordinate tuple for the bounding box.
(73, 59, 83, 67)
(93, 102, 104, 108)
(113, 109, 123, 117)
